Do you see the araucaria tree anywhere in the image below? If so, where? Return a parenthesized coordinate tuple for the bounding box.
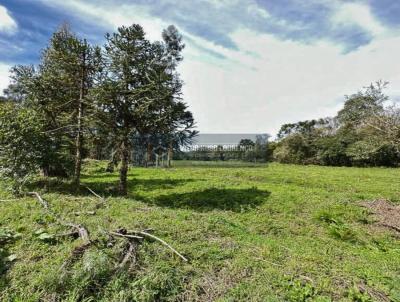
(4, 24, 101, 186)
(97, 24, 193, 195)
(0, 23, 194, 195)
(39, 24, 102, 186)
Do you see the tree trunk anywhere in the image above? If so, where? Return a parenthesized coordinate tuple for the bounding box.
(73, 95, 83, 186)
(119, 139, 129, 195)
(73, 48, 86, 188)
(146, 142, 152, 167)
(167, 141, 173, 167)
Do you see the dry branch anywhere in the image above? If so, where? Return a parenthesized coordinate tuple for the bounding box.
(56, 231, 79, 238)
(117, 242, 136, 270)
(29, 191, 91, 243)
(86, 186, 105, 201)
(60, 242, 92, 271)
(0, 198, 18, 202)
(65, 223, 91, 243)
(85, 186, 106, 209)
(137, 231, 188, 262)
(109, 231, 143, 240)
(28, 192, 50, 209)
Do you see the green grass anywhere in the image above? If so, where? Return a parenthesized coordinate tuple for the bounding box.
(1, 160, 400, 301)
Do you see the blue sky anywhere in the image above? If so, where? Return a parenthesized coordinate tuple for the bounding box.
(0, 0, 400, 134)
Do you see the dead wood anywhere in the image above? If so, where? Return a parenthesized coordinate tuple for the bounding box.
(137, 231, 188, 262)
(65, 223, 91, 243)
(110, 229, 188, 262)
(28, 192, 50, 209)
(56, 231, 79, 238)
(116, 242, 137, 270)
(86, 186, 106, 209)
(109, 231, 143, 240)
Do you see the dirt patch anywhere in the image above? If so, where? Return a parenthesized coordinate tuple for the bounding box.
(360, 199, 400, 234)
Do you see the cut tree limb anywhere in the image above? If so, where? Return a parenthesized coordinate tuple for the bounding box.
(86, 186, 105, 201)
(117, 242, 136, 270)
(85, 186, 106, 208)
(28, 192, 50, 209)
(65, 223, 91, 243)
(137, 231, 188, 262)
(29, 191, 91, 243)
(109, 231, 143, 240)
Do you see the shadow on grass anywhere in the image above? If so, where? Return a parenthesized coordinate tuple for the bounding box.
(0, 248, 10, 290)
(27, 176, 269, 212)
(137, 187, 271, 212)
(28, 177, 198, 197)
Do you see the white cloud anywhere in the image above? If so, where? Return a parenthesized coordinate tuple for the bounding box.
(39, 0, 167, 41)
(331, 2, 385, 37)
(181, 29, 400, 134)
(0, 63, 11, 94)
(36, 1, 400, 136)
(0, 5, 17, 33)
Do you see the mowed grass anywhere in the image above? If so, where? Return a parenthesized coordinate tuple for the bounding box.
(1, 161, 400, 301)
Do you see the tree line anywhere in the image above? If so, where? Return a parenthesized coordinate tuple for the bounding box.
(272, 81, 400, 167)
(0, 23, 196, 195)
(176, 135, 272, 162)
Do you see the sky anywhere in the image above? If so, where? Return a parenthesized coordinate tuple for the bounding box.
(0, 0, 400, 135)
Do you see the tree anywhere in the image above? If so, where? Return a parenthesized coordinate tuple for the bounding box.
(96, 24, 193, 194)
(137, 25, 195, 168)
(337, 81, 387, 126)
(5, 25, 102, 180)
(97, 24, 162, 195)
(39, 24, 102, 186)
(0, 103, 48, 194)
(239, 139, 255, 149)
(273, 81, 400, 167)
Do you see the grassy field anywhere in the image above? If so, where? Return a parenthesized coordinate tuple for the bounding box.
(1, 161, 400, 301)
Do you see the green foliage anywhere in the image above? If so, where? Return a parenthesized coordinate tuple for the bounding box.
(347, 286, 373, 302)
(1, 22, 195, 194)
(0, 104, 47, 194)
(316, 210, 360, 243)
(0, 227, 21, 288)
(284, 278, 317, 302)
(274, 82, 400, 167)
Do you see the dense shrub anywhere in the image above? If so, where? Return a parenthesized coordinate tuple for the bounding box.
(0, 103, 47, 193)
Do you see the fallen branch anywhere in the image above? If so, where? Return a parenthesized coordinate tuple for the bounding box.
(28, 192, 50, 209)
(86, 186, 106, 202)
(117, 242, 136, 270)
(137, 231, 188, 262)
(0, 198, 18, 202)
(358, 282, 390, 302)
(73, 211, 96, 216)
(29, 191, 91, 243)
(109, 231, 143, 240)
(65, 223, 91, 243)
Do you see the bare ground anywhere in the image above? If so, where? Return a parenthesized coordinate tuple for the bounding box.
(361, 199, 400, 235)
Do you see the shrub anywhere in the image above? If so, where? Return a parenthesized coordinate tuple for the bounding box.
(0, 103, 47, 194)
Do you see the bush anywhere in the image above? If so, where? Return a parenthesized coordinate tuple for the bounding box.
(0, 103, 47, 194)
